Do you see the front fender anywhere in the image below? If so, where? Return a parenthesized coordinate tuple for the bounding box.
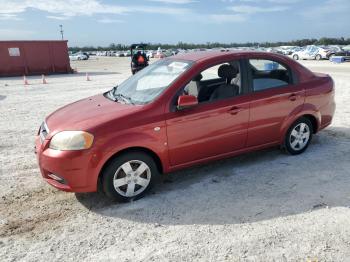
(89, 127, 169, 188)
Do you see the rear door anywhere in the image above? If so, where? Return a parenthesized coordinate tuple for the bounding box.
(244, 57, 305, 147)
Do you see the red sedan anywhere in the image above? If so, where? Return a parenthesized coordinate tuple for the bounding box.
(35, 51, 335, 201)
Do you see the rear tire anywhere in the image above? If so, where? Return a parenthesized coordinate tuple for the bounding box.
(102, 152, 159, 202)
(284, 117, 313, 155)
(315, 54, 322, 61)
(293, 54, 299, 60)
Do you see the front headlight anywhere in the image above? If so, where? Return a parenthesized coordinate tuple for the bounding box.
(49, 131, 94, 151)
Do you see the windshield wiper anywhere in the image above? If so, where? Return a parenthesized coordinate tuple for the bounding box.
(111, 85, 118, 94)
(114, 93, 135, 105)
(106, 86, 135, 105)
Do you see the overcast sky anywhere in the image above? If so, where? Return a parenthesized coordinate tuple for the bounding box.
(0, 0, 349, 46)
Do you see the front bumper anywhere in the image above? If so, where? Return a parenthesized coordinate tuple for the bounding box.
(35, 136, 98, 192)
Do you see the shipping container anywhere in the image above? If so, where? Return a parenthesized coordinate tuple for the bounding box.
(0, 40, 73, 77)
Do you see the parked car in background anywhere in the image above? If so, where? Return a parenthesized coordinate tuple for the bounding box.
(146, 50, 155, 59)
(290, 46, 303, 53)
(105, 51, 113, 56)
(82, 52, 90, 59)
(171, 49, 179, 56)
(343, 45, 350, 51)
(36, 51, 335, 202)
(163, 50, 175, 57)
(279, 46, 299, 55)
(328, 48, 350, 61)
(69, 52, 88, 61)
(115, 51, 125, 57)
(123, 50, 131, 57)
(96, 51, 107, 56)
(292, 45, 329, 61)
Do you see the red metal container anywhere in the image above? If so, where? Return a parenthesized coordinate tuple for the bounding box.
(0, 40, 72, 77)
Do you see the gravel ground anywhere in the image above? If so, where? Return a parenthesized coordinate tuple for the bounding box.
(0, 57, 350, 261)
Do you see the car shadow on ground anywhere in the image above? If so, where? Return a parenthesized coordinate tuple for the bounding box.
(76, 126, 350, 225)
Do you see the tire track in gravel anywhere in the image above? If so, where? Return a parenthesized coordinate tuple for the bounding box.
(0, 186, 82, 237)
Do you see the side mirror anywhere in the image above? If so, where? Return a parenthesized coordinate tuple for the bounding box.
(177, 95, 198, 110)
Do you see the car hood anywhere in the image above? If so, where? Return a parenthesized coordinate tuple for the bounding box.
(46, 94, 141, 134)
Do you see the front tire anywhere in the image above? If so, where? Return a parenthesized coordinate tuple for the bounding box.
(284, 117, 313, 155)
(293, 54, 299, 60)
(315, 54, 322, 61)
(102, 152, 159, 202)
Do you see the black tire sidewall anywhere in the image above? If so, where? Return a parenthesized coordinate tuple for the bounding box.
(293, 55, 299, 60)
(285, 117, 313, 155)
(102, 152, 159, 202)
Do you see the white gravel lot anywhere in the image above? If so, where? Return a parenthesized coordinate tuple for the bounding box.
(0, 57, 350, 261)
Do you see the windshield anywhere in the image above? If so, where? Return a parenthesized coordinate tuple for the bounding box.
(107, 59, 193, 105)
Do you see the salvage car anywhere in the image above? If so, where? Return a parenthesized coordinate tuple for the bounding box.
(35, 51, 335, 201)
(328, 48, 350, 61)
(292, 45, 329, 61)
(69, 52, 88, 61)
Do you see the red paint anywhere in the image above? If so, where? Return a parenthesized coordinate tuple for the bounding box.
(177, 95, 198, 109)
(0, 40, 72, 76)
(35, 51, 335, 192)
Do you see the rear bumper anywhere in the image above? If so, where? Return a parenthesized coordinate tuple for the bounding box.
(35, 136, 98, 192)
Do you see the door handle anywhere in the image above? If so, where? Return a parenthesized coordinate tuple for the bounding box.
(289, 94, 297, 101)
(228, 107, 243, 115)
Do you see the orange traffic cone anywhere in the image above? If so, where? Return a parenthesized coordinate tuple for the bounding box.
(23, 75, 29, 85)
(42, 75, 47, 84)
(86, 72, 91, 81)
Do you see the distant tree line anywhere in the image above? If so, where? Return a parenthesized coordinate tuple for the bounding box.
(69, 37, 350, 52)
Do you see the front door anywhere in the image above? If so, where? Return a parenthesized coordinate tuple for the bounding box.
(166, 97, 250, 166)
(165, 60, 250, 166)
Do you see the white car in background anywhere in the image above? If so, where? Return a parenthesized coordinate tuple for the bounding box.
(69, 53, 88, 61)
(278, 46, 299, 55)
(146, 50, 155, 59)
(123, 50, 131, 57)
(292, 45, 329, 61)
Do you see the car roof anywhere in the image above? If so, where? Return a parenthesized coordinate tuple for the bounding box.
(172, 50, 315, 83)
(173, 50, 275, 62)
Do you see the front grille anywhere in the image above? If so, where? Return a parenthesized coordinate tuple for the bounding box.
(39, 121, 49, 143)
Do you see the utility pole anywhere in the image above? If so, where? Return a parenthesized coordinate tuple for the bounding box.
(59, 25, 64, 40)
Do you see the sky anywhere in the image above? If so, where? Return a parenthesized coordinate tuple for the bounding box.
(0, 0, 349, 46)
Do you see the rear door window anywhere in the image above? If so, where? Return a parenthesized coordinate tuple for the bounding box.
(248, 59, 292, 92)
